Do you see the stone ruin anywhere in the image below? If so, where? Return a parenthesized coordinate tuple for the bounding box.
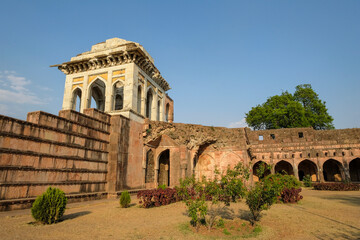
(0, 38, 359, 210)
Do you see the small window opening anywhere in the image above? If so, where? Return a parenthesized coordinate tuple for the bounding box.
(262, 155, 265, 159)
(316, 153, 319, 157)
(298, 132, 304, 138)
(325, 152, 328, 157)
(292, 154, 294, 158)
(308, 153, 310, 157)
(270, 134, 275, 139)
(300, 153, 302, 158)
(259, 135, 263, 141)
(342, 152, 345, 156)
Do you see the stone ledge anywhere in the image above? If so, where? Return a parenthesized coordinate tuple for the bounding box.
(0, 180, 107, 186)
(0, 191, 108, 211)
(0, 148, 108, 164)
(0, 166, 108, 174)
(0, 132, 109, 154)
(1, 114, 110, 144)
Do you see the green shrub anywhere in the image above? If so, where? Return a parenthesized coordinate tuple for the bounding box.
(246, 183, 276, 225)
(158, 184, 167, 190)
(302, 175, 312, 187)
(31, 187, 67, 224)
(262, 173, 301, 201)
(120, 191, 131, 208)
(217, 218, 225, 228)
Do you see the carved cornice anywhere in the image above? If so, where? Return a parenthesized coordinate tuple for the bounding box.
(53, 45, 170, 91)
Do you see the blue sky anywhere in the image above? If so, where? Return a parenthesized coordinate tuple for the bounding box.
(0, 0, 359, 129)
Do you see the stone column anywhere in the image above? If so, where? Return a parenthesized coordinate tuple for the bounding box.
(151, 92, 158, 121)
(293, 161, 299, 180)
(104, 71, 112, 112)
(80, 75, 89, 113)
(342, 157, 350, 182)
(62, 75, 73, 110)
(180, 163, 187, 179)
(317, 158, 325, 183)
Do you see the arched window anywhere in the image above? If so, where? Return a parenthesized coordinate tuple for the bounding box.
(113, 81, 124, 111)
(88, 79, 106, 111)
(146, 89, 153, 119)
(157, 100, 160, 121)
(165, 103, 170, 122)
(72, 88, 82, 112)
(137, 86, 142, 114)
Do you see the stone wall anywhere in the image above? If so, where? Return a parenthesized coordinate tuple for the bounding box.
(0, 109, 111, 210)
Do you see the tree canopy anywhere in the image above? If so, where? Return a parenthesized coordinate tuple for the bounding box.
(245, 84, 334, 130)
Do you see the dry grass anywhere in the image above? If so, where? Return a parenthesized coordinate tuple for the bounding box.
(0, 188, 359, 240)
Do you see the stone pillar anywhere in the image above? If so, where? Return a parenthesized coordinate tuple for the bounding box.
(342, 158, 350, 182)
(154, 167, 159, 187)
(80, 75, 89, 113)
(317, 158, 325, 183)
(62, 75, 73, 110)
(293, 161, 299, 180)
(180, 163, 187, 179)
(151, 93, 158, 121)
(104, 71, 112, 112)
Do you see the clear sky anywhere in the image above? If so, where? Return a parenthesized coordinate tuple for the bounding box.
(0, 0, 359, 129)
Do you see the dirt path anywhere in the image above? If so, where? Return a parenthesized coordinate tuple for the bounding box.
(0, 189, 359, 240)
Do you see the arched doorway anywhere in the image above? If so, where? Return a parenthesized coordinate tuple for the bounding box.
(72, 88, 82, 112)
(146, 89, 153, 119)
(145, 150, 154, 183)
(113, 81, 124, 110)
(252, 161, 271, 182)
(298, 160, 318, 181)
(323, 159, 343, 182)
(349, 158, 360, 182)
(88, 79, 106, 111)
(158, 150, 170, 186)
(275, 160, 294, 175)
(194, 153, 215, 181)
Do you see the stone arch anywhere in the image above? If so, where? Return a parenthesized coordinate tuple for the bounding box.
(112, 81, 124, 111)
(298, 159, 318, 181)
(158, 149, 170, 186)
(219, 151, 242, 173)
(145, 150, 154, 183)
(252, 161, 271, 182)
(165, 103, 170, 122)
(137, 85, 142, 114)
(349, 158, 360, 182)
(72, 87, 82, 112)
(275, 160, 294, 175)
(194, 153, 215, 181)
(88, 78, 106, 111)
(323, 159, 343, 182)
(146, 88, 154, 119)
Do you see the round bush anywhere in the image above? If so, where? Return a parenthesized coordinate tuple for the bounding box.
(120, 190, 131, 208)
(31, 187, 67, 224)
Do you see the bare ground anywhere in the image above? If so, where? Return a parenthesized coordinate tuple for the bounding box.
(0, 189, 359, 240)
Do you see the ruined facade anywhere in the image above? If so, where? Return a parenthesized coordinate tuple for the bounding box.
(0, 38, 359, 211)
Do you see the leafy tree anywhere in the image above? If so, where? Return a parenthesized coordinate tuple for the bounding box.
(245, 84, 334, 130)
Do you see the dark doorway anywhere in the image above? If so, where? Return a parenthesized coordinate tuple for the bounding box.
(158, 150, 170, 186)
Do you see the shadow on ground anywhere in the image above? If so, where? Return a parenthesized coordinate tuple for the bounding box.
(61, 211, 92, 221)
(318, 195, 360, 207)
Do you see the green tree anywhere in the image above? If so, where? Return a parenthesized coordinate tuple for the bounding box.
(245, 84, 334, 130)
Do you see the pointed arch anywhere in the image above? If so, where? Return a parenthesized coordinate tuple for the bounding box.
(88, 78, 106, 111)
(323, 159, 343, 182)
(158, 149, 170, 186)
(112, 80, 124, 111)
(72, 87, 82, 112)
(165, 103, 170, 122)
(146, 88, 154, 119)
(194, 153, 215, 181)
(219, 151, 242, 173)
(298, 159, 318, 181)
(275, 160, 294, 175)
(349, 158, 360, 182)
(252, 161, 271, 182)
(137, 85, 142, 114)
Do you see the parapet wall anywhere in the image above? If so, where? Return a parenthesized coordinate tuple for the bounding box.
(0, 109, 111, 211)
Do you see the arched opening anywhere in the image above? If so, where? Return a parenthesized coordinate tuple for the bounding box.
(88, 79, 106, 111)
(145, 150, 154, 183)
(275, 160, 294, 175)
(298, 160, 318, 181)
(323, 159, 343, 182)
(157, 100, 160, 121)
(158, 149, 170, 186)
(146, 89, 153, 119)
(72, 88, 82, 112)
(113, 81, 124, 110)
(137, 86, 142, 114)
(349, 158, 360, 182)
(165, 103, 170, 122)
(252, 161, 271, 182)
